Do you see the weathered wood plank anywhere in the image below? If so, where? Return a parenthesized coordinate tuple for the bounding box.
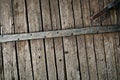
(26, 0, 47, 80)
(72, 0, 89, 80)
(115, 7, 120, 79)
(102, 0, 117, 80)
(1, 0, 18, 80)
(90, 0, 108, 80)
(50, 0, 65, 79)
(0, 0, 4, 79)
(41, 0, 57, 80)
(81, 0, 98, 80)
(13, 0, 33, 79)
(59, 0, 80, 80)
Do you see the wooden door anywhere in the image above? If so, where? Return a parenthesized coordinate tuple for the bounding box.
(0, 0, 120, 80)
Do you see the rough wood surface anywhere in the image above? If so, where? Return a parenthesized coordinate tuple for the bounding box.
(41, 0, 57, 80)
(1, 0, 18, 80)
(0, 0, 4, 79)
(102, 0, 117, 80)
(50, 0, 65, 79)
(13, 0, 33, 79)
(26, 0, 47, 80)
(81, 0, 98, 80)
(90, 0, 108, 80)
(59, 0, 80, 80)
(72, 0, 89, 80)
(115, 7, 120, 79)
(0, 0, 119, 80)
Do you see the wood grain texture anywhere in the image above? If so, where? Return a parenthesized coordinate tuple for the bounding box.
(59, 0, 80, 80)
(115, 7, 120, 79)
(26, 0, 47, 80)
(90, 0, 108, 80)
(102, 0, 117, 80)
(81, 0, 98, 80)
(72, 0, 89, 80)
(50, 0, 65, 79)
(0, 0, 4, 79)
(13, 0, 33, 79)
(41, 0, 57, 80)
(1, 0, 18, 80)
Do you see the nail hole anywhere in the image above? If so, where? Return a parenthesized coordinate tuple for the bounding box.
(59, 59, 62, 62)
(38, 56, 41, 59)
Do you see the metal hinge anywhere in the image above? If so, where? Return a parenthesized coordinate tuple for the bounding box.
(0, 25, 120, 43)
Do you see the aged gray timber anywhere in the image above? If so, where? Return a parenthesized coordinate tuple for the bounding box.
(0, 26, 119, 43)
(26, 0, 47, 79)
(1, 0, 18, 80)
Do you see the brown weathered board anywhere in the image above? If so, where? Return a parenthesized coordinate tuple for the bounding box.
(81, 0, 98, 80)
(90, 0, 108, 80)
(102, 0, 118, 80)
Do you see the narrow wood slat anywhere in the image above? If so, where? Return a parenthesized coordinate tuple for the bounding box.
(50, 0, 65, 79)
(0, 0, 4, 79)
(13, 0, 33, 79)
(115, 7, 120, 79)
(26, 0, 47, 80)
(41, 0, 57, 79)
(72, 0, 89, 80)
(1, 0, 18, 80)
(59, 0, 80, 80)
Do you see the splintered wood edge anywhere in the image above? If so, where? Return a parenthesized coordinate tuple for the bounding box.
(0, 25, 119, 42)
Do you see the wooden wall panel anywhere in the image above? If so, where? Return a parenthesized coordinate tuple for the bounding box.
(59, 0, 80, 80)
(26, 0, 47, 80)
(13, 0, 33, 79)
(102, 0, 118, 80)
(50, 0, 65, 79)
(90, 0, 108, 80)
(41, 0, 57, 80)
(81, 0, 98, 80)
(1, 0, 18, 80)
(72, 0, 89, 80)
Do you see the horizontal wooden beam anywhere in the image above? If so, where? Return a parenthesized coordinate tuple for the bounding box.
(0, 25, 120, 42)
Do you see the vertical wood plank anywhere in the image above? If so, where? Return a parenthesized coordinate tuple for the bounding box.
(0, 0, 4, 79)
(72, 0, 89, 80)
(59, 0, 80, 80)
(81, 0, 98, 80)
(115, 7, 120, 79)
(90, 0, 108, 80)
(26, 0, 47, 80)
(50, 0, 65, 80)
(13, 0, 33, 79)
(1, 0, 18, 80)
(102, 0, 117, 80)
(40, 0, 57, 80)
